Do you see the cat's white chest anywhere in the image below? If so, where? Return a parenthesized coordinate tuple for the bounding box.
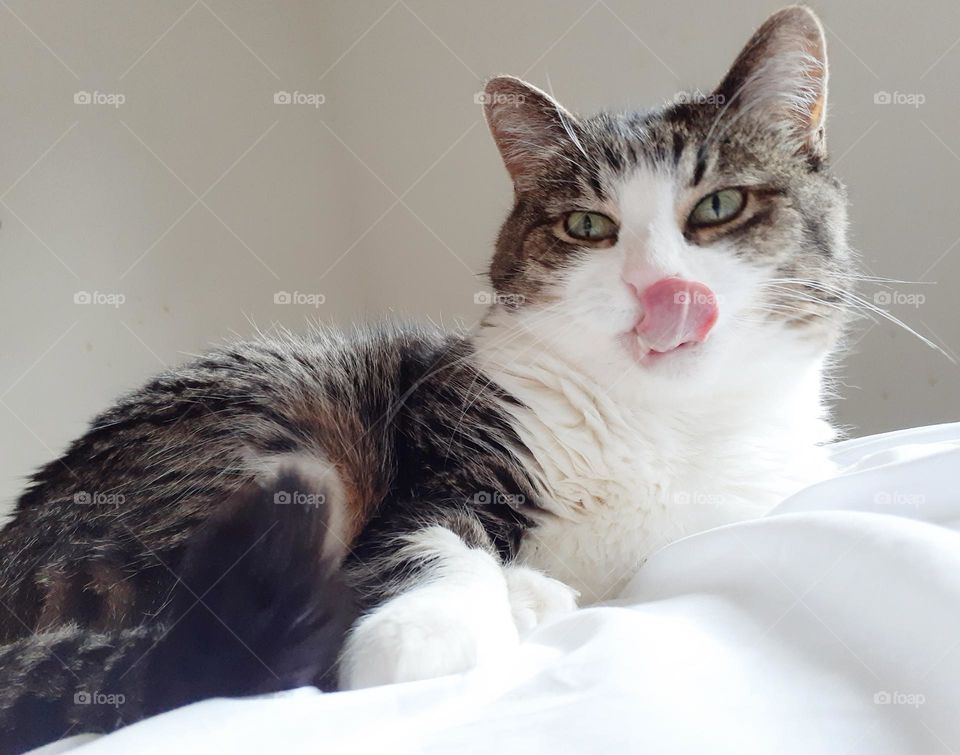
(518, 470, 765, 603)
(506, 386, 835, 603)
(514, 438, 767, 602)
(475, 331, 836, 605)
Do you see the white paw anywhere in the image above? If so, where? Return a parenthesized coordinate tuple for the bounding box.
(504, 565, 579, 636)
(339, 589, 519, 690)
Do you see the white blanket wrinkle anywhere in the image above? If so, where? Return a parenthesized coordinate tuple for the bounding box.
(30, 423, 960, 755)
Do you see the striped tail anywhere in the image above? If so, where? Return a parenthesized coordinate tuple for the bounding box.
(0, 469, 356, 753)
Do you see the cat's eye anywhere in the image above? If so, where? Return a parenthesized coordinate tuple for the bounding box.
(563, 211, 618, 242)
(688, 189, 746, 228)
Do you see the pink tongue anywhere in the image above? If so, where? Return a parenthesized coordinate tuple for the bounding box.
(635, 277, 719, 353)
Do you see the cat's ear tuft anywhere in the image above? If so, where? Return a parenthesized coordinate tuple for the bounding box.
(714, 6, 828, 158)
(482, 76, 580, 189)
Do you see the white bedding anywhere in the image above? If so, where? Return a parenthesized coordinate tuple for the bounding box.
(36, 423, 960, 754)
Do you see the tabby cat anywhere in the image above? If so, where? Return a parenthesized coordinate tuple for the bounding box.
(0, 6, 850, 750)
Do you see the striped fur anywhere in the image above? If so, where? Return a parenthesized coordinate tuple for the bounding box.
(0, 471, 354, 752)
(0, 5, 855, 746)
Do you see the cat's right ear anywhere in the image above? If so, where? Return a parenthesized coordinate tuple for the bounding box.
(483, 76, 580, 190)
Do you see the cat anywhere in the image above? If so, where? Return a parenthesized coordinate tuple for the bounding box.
(0, 470, 355, 752)
(0, 4, 851, 747)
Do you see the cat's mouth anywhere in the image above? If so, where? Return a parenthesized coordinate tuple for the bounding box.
(625, 277, 719, 364)
(642, 340, 698, 361)
(622, 333, 700, 365)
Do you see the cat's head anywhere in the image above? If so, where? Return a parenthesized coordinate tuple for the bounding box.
(479, 6, 851, 399)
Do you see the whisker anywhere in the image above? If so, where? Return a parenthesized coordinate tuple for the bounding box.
(758, 278, 954, 362)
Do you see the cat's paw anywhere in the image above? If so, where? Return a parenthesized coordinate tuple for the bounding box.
(504, 565, 579, 635)
(338, 590, 519, 690)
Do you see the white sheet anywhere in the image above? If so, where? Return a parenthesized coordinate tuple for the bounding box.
(35, 423, 960, 754)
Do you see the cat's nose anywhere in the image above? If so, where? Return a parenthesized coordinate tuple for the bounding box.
(631, 277, 719, 353)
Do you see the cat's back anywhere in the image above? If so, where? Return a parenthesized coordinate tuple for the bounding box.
(11, 320, 453, 511)
(0, 321, 465, 638)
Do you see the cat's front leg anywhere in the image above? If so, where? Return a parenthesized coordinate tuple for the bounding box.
(339, 521, 577, 690)
(338, 525, 517, 690)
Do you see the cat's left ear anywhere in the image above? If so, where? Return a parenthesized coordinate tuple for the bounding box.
(483, 76, 581, 191)
(714, 6, 828, 159)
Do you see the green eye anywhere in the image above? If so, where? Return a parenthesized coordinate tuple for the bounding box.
(689, 189, 746, 227)
(563, 211, 618, 242)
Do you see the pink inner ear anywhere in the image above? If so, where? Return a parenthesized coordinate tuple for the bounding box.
(635, 278, 719, 353)
(711, 6, 828, 152)
(483, 77, 579, 187)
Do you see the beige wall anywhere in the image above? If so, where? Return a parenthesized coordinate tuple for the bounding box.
(2, 0, 958, 508)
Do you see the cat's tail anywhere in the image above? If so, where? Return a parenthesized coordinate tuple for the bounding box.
(0, 469, 357, 754)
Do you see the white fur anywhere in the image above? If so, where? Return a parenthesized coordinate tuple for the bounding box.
(343, 166, 840, 686)
(504, 565, 579, 635)
(473, 172, 837, 601)
(339, 526, 577, 689)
